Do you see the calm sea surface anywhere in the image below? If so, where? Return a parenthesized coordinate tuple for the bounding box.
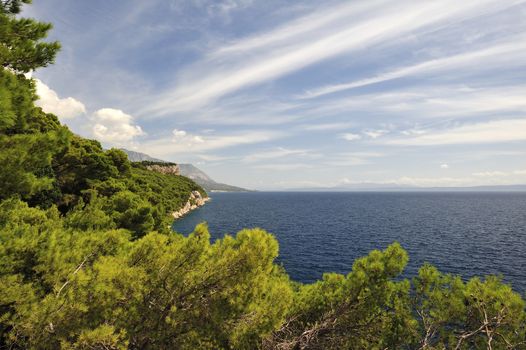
(172, 192, 526, 293)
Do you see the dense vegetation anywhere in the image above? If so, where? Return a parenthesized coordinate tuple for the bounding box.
(1, 1, 525, 349)
(134, 160, 178, 167)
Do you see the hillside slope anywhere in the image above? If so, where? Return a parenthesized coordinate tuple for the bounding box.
(0, 73, 205, 237)
(122, 149, 249, 192)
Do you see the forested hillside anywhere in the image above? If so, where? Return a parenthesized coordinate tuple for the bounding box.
(1, 2, 525, 349)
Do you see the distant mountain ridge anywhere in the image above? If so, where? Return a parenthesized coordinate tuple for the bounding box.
(121, 149, 249, 192)
(289, 183, 526, 192)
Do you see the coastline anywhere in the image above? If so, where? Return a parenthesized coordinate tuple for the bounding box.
(172, 190, 210, 219)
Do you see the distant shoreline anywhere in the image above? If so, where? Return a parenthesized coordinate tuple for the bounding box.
(253, 184, 526, 193)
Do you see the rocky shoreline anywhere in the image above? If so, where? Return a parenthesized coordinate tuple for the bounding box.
(172, 190, 210, 219)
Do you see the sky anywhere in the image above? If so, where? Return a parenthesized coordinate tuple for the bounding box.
(23, 0, 526, 190)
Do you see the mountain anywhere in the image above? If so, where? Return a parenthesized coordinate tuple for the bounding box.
(288, 183, 526, 192)
(410, 184, 526, 192)
(120, 149, 164, 162)
(121, 149, 249, 192)
(177, 164, 248, 192)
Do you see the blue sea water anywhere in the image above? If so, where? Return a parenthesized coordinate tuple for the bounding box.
(172, 192, 526, 293)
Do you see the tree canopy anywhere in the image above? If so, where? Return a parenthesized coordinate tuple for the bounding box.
(1, 0, 60, 72)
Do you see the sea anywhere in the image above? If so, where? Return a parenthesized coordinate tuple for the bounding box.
(172, 191, 526, 293)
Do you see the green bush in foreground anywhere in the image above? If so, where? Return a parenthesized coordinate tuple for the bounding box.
(0, 199, 525, 349)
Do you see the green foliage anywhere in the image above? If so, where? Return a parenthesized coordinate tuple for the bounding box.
(0, 131, 68, 201)
(0, 69, 63, 134)
(68, 324, 129, 350)
(105, 190, 156, 237)
(134, 160, 178, 167)
(0, 67, 69, 204)
(265, 243, 417, 349)
(64, 194, 115, 232)
(1, 0, 31, 15)
(413, 264, 526, 349)
(53, 136, 121, 196)
(1, 0, 60, 73)
(0, 203, 293, 349)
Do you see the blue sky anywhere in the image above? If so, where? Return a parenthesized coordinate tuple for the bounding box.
(24, 0, 526, 189)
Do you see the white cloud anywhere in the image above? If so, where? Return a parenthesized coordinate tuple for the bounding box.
(339, 177, 354, 185)
(253, 163, 313, 171)
(302, 85, 526, 120)
(389, 119, 526, 145)
(364, 129, 389, 139)
(242, 147, 317, 163)
(322, 151, 385, 167)
(141, 0, 517, 115)
(35, 79, 86, 119)
(393, 169, 526, 187)
(172, 129, 187, 137)
(472, 169, 526, 177)
(301, 38, 526, 98)
(269, 179, 327, 189)
(472, 171, 507, 177)
(91, 108, 145, 146)
(208, 0, 254, 21)
(440, 164, 449, 169)
(324, 158, 369, 167)
(193, 135, 205, 143)
(341, 133, 362, 141)
(395, 176, 473, 187)
(301, 122, 353, 131)
(196, 154, 233, 162)
(142, 130, 283, 156)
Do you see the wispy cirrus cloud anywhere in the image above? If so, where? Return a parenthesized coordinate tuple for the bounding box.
(322, 151, 385, 167)
(472, 169, 526, 177)
(388, 119, 526, 146)
(300, 37, 526, 99)
(300, 122, 354, 131)
(340, 133, 362, 141)
(253, 163, 314, 171)
(140, 129, 285, 158)
(242, 147, 319, 163)
(141, 0, 521, 116)
(300, 85, 526, 120)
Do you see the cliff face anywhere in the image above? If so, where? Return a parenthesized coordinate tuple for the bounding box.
(141, 162, 210, 219)
(145, 164, 180, 176)
(172, 190, 210, 219)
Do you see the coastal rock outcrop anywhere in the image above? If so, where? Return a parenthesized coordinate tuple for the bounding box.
(145, 164, 180, 175)
(172, 190, 210, 219)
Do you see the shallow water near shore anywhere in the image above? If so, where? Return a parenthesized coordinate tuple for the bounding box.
(172, 191, 526, 293)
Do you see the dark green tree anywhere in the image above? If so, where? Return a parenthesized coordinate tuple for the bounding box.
(1, 0, 60, 73)
(0, 1, 67, 203)
(1, 0, 31, 15)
